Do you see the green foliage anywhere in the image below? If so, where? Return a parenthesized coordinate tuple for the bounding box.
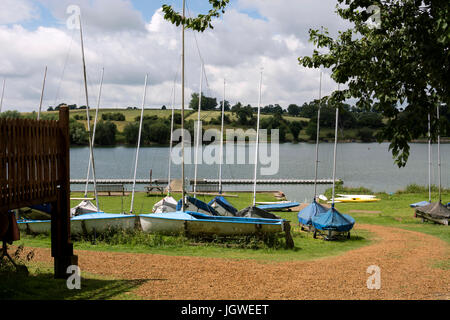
(69, 118, 88, 145)
(102, 112, 126, 121)
(396, 184, 450, 194)
(142, 120, 171, 145)
(288, 120, 305, 142)
(0, 110, 22, 119)
(94, 121, 117, 146)
(189, 92, 218, 111)
(299, 0, 450, 167)
(123, 122, 139, 145)
(287, 104, 301, 117)
(162, 0, 230, 32)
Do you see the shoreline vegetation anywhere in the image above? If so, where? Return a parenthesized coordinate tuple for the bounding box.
(2, 98, 449, 147)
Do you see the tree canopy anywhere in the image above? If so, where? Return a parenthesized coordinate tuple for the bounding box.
(299, 0, 449, 167)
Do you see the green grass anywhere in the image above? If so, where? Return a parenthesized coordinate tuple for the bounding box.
(323, 191, 450, 243)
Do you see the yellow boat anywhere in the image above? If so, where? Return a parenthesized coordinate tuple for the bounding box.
(332, 196, 381, 203)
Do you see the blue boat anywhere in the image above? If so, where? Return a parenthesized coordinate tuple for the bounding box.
(311, 206, 355, 240)
(257, 201, 300, 212)
(297, 200, 328, 230)
(176, 196, 219, 216)
(139, 211, 286, 236)
(208, 196, 238, 216)
(18, 212, 137, 235)
(410, 201, 430, 208)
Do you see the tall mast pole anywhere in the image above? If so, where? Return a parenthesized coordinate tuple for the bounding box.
(0, 79, 5, 113)
(181, 0, 186, 211)
(218, 78, 226, 194)
(167, 78, 176, 196)
(313, 71, 322, 202)
(193, 63, 203, 198)
(84, 67, 104, 197)
(130, 74, 148, 213)
(79, 14, 99, 210)
(252, 69, 263, 207)
(437, 104, 441, 203)
(331, 105, 339, 207)
(428, 112, 431, 203)
(37, 66, 47, 120)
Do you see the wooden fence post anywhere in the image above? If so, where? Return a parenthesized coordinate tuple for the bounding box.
(51, 106, 78, 279)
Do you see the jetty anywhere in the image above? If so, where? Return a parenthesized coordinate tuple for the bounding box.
(70, 178, 342, 185)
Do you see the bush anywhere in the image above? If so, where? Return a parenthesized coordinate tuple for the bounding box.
(94, 121, 117, 145)
(0, 110, 22, 119)
(102, 112, 126, 121)
(123, 122, 140, 145)
(69, 118, 88, 145)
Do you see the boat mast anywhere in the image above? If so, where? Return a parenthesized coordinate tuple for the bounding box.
(0, 78, 5, 113)
(181, 0, 186, 211)
(79, 14, 99, 210)
(167, 77, 177, 196)
(437, 104, 441, 203)
(428, 112, 431, 203)
(130, 74, 148, 214)
(331, 104, 339, 207)
(193, 63, 203, 198)
(313, 71, 322, 202)
(84, 67, 104, 197)
(37, 66, 47, 120)
(252, 69, 263, 207)
(218, 78, 226, 194)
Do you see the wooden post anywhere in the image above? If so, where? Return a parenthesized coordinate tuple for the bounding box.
(51, 106, 78, 279)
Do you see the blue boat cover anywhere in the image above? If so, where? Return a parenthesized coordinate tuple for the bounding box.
(257, 202, 300, 211)
(311, 207, 355, 232)
(208, 196, 238, 215)
(297, 201, 328, 225)
(176, 197, 219, 216)
(410, 201, 430, 208)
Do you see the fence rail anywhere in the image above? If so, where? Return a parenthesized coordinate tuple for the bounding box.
(0, 118, 65, 211)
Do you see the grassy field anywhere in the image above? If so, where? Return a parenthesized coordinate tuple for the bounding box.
(2, 188, 449, 300)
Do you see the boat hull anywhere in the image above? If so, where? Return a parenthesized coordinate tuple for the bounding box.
(18, 213, 137, 235)
(139, 212, 284, 236)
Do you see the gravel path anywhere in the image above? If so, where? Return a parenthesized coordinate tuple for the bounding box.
(28, 224, 449, 300)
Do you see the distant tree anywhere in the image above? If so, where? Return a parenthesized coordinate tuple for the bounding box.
(68, 104, 77, 110)
(189, 92, 218, 111)
(69, 118, 88, 145)
(123, 122, 140, 145)
(102, 112, 125, 121)
(288, 121, 304, 142)
(94, 121, 117, 145)
(161, 105, 167, 110)
(47, 106, 54, 112)
(287, 104, 301, 117)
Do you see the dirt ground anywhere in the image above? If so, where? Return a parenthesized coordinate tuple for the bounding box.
(28, 224, 449, 300)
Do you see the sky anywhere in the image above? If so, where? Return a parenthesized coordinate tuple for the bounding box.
(0, 0, 353, 112)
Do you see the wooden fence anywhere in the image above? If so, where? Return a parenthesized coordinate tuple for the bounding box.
(0, 106, 76, 278)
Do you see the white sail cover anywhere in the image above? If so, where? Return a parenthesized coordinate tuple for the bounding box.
(70, 200, 99, 217)
(152, 196, 178, 213)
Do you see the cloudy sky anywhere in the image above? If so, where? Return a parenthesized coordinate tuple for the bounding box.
(0, 0, 352, 112)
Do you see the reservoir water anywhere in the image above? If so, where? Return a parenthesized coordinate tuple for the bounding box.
(70, 142, 449, 202)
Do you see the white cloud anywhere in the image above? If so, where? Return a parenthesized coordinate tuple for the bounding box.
(0, 0, 39, 24)
(0, 0, 349, 112)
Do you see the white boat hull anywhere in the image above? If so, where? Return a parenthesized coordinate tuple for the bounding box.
(139, 212, 284, 236)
